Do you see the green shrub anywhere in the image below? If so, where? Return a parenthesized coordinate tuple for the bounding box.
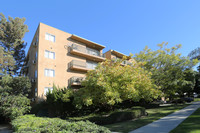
(0, 75, 31, 120)
(0, 94, 31, 120)
(12, 115, 111, 133)
(69, 106, 146, 125)
(46, 85, 75, 117)
(171, 98, 185, 104)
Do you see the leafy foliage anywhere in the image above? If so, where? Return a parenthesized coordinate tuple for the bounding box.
(74, 59, 161, 108)
(69, 106, 146, 125)
(0, 75, 31, 120)
(176, 69, 196, 97)
(12, 114, 111, 133)
(0, 75, 31, 96)
(134, 42, 198, 98)
(0, 94, 31, 120)
(0, 46, 15, 75)
(194, 66, 200, 94)
(0, 13, 28, 75)
(45, 85, 74, 117)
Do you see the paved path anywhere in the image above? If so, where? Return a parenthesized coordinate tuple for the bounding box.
(0, 124, 12, 133)
(129, 101, 200, 133)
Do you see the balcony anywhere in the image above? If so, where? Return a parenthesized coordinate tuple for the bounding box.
(69, 60, 91, 72)
(70, 44, 105, 62)
(70, 76, 85, 86)
(112, 57, 133, 66)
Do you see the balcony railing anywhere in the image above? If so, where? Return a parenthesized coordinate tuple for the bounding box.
(112, 57, 133, 66)
(70, 60, 91, 72)
(69, 60, 98, 72)
(70, 44, 105, 62)
(70, 76, 85, 86)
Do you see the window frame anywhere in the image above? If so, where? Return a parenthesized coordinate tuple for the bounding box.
(44, 87, 53, 95)
(45, 33, 55, 42)
(44, 69, 55, 77)
(45, 50, 55, 59)
(35, 70, 37, 78)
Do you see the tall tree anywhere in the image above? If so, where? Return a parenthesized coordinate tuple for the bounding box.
(194, 66, 200, 94)
(74, 59, 160, 109)
(0, 46, 15, 75)
(0, 13, 28, 75)
(134, 42, 198, 99)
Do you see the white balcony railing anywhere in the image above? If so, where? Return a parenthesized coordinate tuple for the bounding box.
(70, 44, 104, 58)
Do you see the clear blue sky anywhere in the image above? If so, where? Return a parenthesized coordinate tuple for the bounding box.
(1, 0, 200, 57)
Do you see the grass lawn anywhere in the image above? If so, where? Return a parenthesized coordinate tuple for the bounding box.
(170, 108, 200, 133)
(194, 98, 200, 102)
(104, 104, 189, 133)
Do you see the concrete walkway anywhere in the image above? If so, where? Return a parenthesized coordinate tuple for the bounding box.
(129, 101, 200, 133)
(0, 124, 12, 133)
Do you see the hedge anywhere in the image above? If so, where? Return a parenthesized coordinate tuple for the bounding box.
(69, 106, 146, 125)
(12, 115, 111, 133)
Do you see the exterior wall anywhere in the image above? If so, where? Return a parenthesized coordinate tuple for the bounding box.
(104, 50, 135, 66)
(26, 27, 39, 98)
(104, 50, 123, 60)
(26, 23, 104, 99)
(104, 50, 112, 60)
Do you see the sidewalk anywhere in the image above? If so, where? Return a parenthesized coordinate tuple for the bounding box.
(129, 101, 200, 133)
(0, 124, 12, 133)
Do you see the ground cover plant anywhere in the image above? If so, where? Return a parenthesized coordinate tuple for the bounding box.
(12, 115, 111, 133)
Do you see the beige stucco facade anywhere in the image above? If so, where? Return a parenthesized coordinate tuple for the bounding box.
(104, 49, 132, 62)
(24, 23, 106, 99)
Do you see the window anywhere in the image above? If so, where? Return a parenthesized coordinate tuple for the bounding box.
(35, 70, 37, 78)
(35, 88, 37, 97)
(45, 50, 55, 59)
(87, 47, 100, 56)
(86, 61, 98, 70)
(44, 69, 55, 77)
(44, 87, 53, 95)
(35, 52, 37, 60)
(45, 33, 55, 42)
(36, 35, 39, 42)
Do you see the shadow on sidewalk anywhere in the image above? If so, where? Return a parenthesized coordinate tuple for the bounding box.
(0, 124, 12, 133)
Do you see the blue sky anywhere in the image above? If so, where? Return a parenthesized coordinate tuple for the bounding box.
(1, 0, 200, 57)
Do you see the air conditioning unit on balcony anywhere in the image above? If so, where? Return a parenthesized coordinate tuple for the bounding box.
(31, 78, 36, 83)
(33, 42, 37, 47)
(32, 60, 36, 64)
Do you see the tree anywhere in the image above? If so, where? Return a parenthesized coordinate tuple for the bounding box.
(0, 46, 15, 75)
(0, 13, 29, 75)
(194, 66, 200, 94)
(134, 42, 198, 98)
(74, 59, 161, 109)
(176, 69, 196, 97)
(0, 75, 31, 96)
(0, 75, 31, 120)
(0, 94, 31, 120)
(46, 85, 74, 117)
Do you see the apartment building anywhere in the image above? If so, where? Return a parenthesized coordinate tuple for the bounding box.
(22, 23, 106, 99)
(104, 49, 132, 65)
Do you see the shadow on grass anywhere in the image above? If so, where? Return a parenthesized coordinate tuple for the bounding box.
(170, 108, 200, 133)
(104, 104, 189, 133)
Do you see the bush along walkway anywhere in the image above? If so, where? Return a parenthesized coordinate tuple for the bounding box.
(129, 101, 200, 133)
